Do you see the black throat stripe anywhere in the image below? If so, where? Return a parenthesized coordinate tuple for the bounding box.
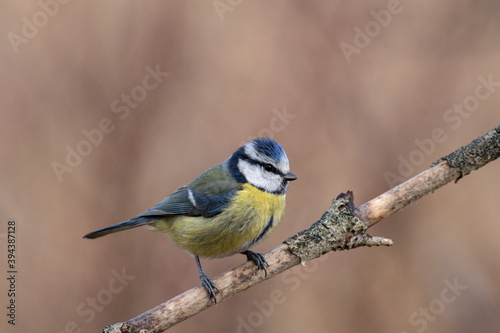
(249, 215, 274, 248)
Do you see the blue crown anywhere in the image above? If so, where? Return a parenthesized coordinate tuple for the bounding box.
(251, 138, 286, 162)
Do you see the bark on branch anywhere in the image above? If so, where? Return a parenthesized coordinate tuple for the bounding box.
(103, 125, 500, 333)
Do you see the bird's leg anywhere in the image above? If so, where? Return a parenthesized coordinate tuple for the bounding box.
(241, 250, 268, 277)
(195, 256, 219, 303)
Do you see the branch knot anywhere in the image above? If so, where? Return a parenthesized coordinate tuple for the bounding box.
(284, 192, 392, 262)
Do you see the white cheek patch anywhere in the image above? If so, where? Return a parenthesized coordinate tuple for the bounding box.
(238, 159, 283, 193)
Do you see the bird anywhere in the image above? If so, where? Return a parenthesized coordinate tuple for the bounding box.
(83, 137, 297, 303)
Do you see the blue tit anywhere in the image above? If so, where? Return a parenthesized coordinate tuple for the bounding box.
(84, 138, 297, 302)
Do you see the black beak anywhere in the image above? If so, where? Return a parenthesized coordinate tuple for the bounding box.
(284, 171, 298, 181)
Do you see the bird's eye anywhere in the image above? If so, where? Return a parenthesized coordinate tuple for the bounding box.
(263, 164, 275, 172)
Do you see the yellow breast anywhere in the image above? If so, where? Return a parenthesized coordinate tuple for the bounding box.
(153, 184, 286, 258)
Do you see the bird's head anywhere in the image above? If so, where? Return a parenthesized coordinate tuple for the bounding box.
(228, 138, 297, 194)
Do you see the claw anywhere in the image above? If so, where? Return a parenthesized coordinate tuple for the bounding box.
(242, 250, 268, 277)
(195, 256, 219, 303)
(199, 271, 219, 302)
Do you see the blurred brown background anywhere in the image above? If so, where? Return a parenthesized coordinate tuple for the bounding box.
(1, 1, 499, 332)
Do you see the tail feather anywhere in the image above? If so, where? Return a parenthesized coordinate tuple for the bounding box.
(83, 216, 159, 239)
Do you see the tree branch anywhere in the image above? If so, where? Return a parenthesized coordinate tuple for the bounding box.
(357, 125, 500, 227)
(103, 125, 500, 333)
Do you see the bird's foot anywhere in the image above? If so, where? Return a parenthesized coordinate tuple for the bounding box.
(242, 250, 268, 277)
(199, 271, 219, 303)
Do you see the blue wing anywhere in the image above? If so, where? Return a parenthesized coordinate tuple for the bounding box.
(83, 163, 240, 239)
(138, 186, 239, 218)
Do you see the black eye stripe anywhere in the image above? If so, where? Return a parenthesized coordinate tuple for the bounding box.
(263, 163, 278, 174)
(239, 153, 284, 176)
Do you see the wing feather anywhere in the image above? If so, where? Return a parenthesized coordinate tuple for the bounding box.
(136, 163, 241, 219)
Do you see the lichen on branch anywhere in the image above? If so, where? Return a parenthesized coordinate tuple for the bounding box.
(285, 192, 392, 262)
